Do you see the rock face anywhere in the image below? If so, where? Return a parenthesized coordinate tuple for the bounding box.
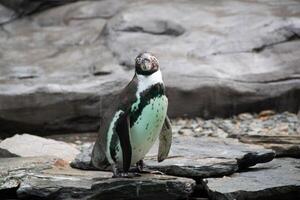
(0, 0, 299, 134)
(71, 136, 275, 179)
(203, 158, 300, 200)
(0, 134, 80, 161)
(0, 156, 195, 200)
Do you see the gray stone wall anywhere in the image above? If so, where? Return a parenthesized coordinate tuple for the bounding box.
(0, 0, 299, 134)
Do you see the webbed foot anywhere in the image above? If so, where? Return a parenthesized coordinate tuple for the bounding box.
(136, 160, 164, 175)
(112, 164, 141, 178)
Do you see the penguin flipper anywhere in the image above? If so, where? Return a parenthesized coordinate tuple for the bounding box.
(116, 113, 132, 172)
(158, 116, 172, 162)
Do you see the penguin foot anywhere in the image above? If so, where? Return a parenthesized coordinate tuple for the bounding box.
(111, 164, 141, 178)
(135, 160, 164, 175)
(136, 160, 144, 173)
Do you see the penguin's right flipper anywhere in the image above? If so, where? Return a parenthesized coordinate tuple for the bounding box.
(158, 116, 172, 162)
(116, 113, 132, 173)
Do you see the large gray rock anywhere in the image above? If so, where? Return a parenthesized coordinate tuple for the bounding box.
(103, 0, 300, 118)
(0, 156, 195, 200)
(0, 134, 80, 161)
(0, 0, 300, 134)
(202, 158, 300, 200)
(145, 136, 275, 178)
(0, 1, 130, 135)
(71, 136, 275, 179)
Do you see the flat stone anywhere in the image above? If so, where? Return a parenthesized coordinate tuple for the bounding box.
(71, 136, 275, 179)
(203, 158, 300, 200)
(0, 134, 80, 161)
(145, 136, 275, 178)
(234, 135, 300, 158)
(0, 156, 195, 200)
(175, 111, 300, 158)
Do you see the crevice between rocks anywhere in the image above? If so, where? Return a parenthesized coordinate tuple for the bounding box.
(252, 32, 300, 53)
(118, 25, 184, 37)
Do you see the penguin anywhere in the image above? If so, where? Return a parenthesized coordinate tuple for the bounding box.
(91, 52, 172, 177)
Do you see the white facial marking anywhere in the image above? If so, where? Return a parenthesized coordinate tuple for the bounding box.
(136, 70, 163, 96)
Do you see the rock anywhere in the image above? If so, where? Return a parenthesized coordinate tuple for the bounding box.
(0, 0, 77, 16)
(0, 156, 195, 200)
(0, 0, 130, 136)
(0, 147, 18, 158)
(173, 111, 300, 158)
(234, 135, 300, 158)
(89, 175, 194, 200)
(0, 0, 300, 134)
(202, 158, 300, 200)
(0, 4, 15, 24)
(145, 136, 275, 178)
(103, 0, 300, 118)
(71, 136, 275, 179)
(225, 112, 300, 158)
(0, 134, 80, 161)
(70, 144, 95, 170)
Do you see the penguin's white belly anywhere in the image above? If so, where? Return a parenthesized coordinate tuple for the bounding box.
(114, 95, 168, 166)
(130, 95, 168, 164)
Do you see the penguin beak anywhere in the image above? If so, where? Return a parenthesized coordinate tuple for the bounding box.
(142, 59, 152, 71)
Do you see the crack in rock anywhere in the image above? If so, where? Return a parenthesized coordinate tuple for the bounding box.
(116, 20, 185, 37)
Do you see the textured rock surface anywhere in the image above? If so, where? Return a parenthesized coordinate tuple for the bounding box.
(0, 156, 195, 200)
(203, 158, 300, 200)
(172, 111, 300, 158)
(234, 135, 300, 158)
(71, 136, 275, 178)
(0, 3, 15, 24)
(0, 134, 80, 161)
(0, 0, 300, 134)
(146, 136, 275, 178)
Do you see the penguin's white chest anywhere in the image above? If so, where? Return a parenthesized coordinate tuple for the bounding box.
(129, 95, 168, 164)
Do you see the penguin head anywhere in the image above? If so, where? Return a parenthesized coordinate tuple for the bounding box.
(135, 52, 159, 76)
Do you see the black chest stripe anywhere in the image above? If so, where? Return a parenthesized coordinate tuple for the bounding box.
(130, 83, 165, 127)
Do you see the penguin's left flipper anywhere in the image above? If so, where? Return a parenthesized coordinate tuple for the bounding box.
(158, 116, 172, 162)
(115, 113, 132, 173)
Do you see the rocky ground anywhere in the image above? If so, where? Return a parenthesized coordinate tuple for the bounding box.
(0, 111, 299, 199)
(0, 0, 300, 135)
(0, 0, 299, 199)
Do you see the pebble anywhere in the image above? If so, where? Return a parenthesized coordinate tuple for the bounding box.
(171, 111, 300, 137)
